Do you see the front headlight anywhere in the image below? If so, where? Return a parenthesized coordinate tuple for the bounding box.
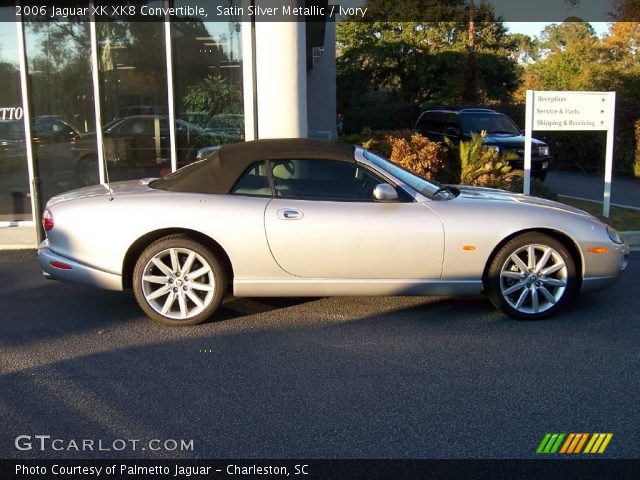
(538, 145, 550, 156)
(483, 145, 500, 154)
(606, 225, 624, 244)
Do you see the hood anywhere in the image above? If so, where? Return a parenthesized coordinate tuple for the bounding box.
(454, 185, 591, 216)
(46, 180, 152, 207)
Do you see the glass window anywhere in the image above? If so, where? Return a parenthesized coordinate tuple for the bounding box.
(24, 11, 98, 204)
(364, 149, 441, 197)
(0, 7, 30, 221)
(461, 112, 521, 135)
(270, 159, 387, 201)
(172, 2, 245, 166)
(96, 3, 170, 180)
(230, 162, 270, 196)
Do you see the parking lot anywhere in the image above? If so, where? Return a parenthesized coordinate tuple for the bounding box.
(1, 249, 639, 459)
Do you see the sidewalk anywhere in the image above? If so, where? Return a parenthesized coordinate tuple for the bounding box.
(0, 224, 37, 249)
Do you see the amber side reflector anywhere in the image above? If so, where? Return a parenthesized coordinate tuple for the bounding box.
(462, 245, 476, 251)
(50, 261, 73, 270)
(587, 247, 609, 254)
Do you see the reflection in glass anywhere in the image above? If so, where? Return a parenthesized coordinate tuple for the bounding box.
(94, 3, 171, 181)
(24, 10, 98, 205)
(172, 1, 244, 167)
(0, 7, 31, 221)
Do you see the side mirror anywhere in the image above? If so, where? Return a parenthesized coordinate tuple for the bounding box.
(373, 183, 398, 202)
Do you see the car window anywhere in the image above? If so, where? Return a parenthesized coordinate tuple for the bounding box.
(269, 159, 389, 201)
(460, 113, 520, 135)
(415, 112, 441, 134)
(230, 161, 271, 197)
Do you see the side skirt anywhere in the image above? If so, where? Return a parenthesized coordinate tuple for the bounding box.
(233, 279, 483, 297)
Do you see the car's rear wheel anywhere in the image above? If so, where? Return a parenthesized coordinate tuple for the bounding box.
(133, 236, 225, 326)
(485, 233, 577, 320)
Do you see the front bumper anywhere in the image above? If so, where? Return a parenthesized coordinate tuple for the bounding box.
(38, 241, 123, 291)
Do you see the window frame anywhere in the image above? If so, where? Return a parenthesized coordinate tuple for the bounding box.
(265, 158, 411, 203)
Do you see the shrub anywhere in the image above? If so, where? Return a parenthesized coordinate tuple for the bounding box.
(387, 133, 447, 181)
(445, 131, 513, 188)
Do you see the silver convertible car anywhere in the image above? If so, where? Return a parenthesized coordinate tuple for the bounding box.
(38, 138, 629, 326)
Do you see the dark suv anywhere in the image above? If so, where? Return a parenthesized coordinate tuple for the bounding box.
(414, 107, 551, 180)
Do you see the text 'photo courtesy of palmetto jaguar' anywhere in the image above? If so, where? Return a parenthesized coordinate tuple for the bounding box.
(38, 139, 629, 326)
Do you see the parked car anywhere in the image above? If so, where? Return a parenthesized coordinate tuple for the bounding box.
(414, 107, 552, 180)
(38, 138, 628, 326)
(72, 115, 230, 184)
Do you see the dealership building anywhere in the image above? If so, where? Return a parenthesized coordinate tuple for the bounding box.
(0, 2, 336, 246)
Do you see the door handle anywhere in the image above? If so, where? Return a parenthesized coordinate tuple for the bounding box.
(277, 208, 304, 220)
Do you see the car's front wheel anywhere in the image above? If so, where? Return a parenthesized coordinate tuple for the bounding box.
(133, 236, 225, 326)
(485, 233, 577, 320)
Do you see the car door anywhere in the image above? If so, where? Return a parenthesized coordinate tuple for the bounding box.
(264, 158, 444, 279)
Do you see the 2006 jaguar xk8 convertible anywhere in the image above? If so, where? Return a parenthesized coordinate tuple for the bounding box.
(38, 138, 629, 325)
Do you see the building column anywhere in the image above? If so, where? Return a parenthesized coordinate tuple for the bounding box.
(253, 19, 307, 138)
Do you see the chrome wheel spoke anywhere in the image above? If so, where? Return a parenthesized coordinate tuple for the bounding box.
(535, 247, 552, 272)
(142, 247, 216, 321)
(501, 271, 523, 280)
(531, 288, 539, 313)
(151, 257, 173, 277)
(541, 262, 565, 276)
(190, 266, 211, 279)
(509, 253, 529, 274)
(500, 242, 569, 315)
(541, 277, 566, 288)
(503, 281, 526, 295)
(515, 288, 529, 309)
(169, 249, 180, 273)
(186, 290, 204, 309)
(143, 275, 168, 285)
(161, 291, 177, 315)
(146, 284, 171, 301)
(191, 281, 213, 292)
(182, 252, 196, 274)
(178, 292, 187, 318)
(527, 245, 536, 270)
(538, 286, 557, 305)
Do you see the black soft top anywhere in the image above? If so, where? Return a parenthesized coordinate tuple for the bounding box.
(151, 138, 356, 195)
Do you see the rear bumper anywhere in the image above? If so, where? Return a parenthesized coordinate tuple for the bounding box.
(38, 241, 123, 291)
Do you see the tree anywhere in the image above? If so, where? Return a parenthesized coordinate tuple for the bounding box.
(336, 0, 519, 132)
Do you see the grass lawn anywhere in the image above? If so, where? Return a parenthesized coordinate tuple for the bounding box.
(557, 195, 640, 231)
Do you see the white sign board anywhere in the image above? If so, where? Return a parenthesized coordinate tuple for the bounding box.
(532, 91, 614, 131)
(524, 90, 616, 217)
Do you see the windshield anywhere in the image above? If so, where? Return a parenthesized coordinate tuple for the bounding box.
(363, 149, 443, 197)
(461, 113, 521, 135)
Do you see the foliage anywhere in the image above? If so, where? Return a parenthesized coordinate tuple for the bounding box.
(336, 2, 520, 133)
(445, 131, 513, 188)
(182, 74, 242, 126)
(387, 133, 447, 180)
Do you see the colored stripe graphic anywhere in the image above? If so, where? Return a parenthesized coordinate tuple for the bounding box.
(538, 433, 613, 454)
(537, 433, 565, 454)
(584, 433, 614, 454)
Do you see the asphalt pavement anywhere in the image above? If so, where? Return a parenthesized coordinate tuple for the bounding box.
(546, 170, 640, 209)
(1, 250, 639, 460)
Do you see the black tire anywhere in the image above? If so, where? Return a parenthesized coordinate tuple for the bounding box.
(485, 233, 577, 320)
(133, 235, 226, 326)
